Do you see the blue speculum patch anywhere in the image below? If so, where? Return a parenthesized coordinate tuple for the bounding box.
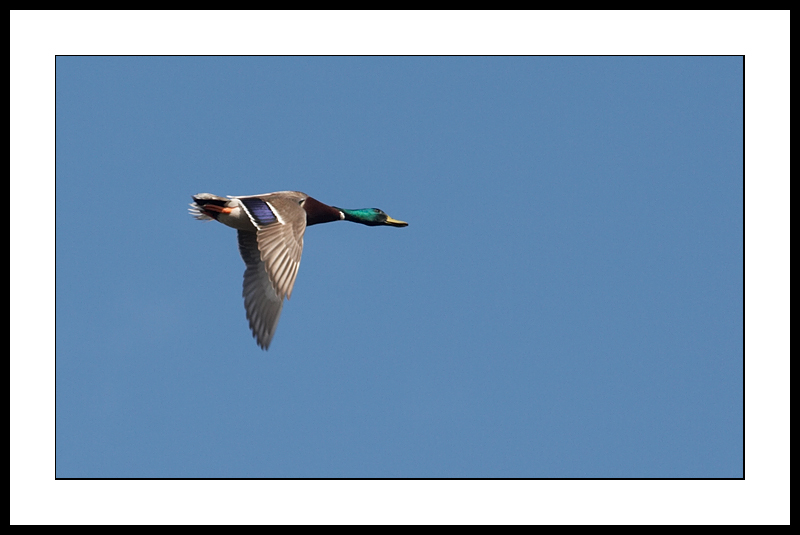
(240, 198, 277, 226)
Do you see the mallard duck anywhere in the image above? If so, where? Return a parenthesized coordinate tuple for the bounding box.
(189, 192, 408, 350)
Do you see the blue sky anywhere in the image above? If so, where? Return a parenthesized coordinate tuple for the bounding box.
(54, 55, 743, 478)
(11, 10, 789, 525)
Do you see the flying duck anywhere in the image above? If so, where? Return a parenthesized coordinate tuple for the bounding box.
(189, 191, 407, 350)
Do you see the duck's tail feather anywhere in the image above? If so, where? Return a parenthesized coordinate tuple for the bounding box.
(189, 193, 227, 221)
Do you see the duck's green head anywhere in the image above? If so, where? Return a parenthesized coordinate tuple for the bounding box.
(337, 207, 408, 227)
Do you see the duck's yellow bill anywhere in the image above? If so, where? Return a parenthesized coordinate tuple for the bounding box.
(385, 216, 408, 227)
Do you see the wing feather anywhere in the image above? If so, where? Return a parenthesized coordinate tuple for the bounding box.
(234, 193, 308, 349)
(237, 230, 284, 350)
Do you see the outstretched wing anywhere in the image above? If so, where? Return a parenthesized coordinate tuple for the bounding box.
(237, 230, 284, 350)
(235, 194, 307, 350)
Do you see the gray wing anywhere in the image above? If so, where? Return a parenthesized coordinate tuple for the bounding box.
(252, 196, 307, 301)
(235, 195, 307, 350)
(238, 230, 284, 350)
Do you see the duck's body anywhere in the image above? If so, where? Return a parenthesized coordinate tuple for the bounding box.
(189, 191, 407, 350)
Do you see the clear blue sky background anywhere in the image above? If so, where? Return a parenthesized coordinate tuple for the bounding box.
(55, 56, 743, 478)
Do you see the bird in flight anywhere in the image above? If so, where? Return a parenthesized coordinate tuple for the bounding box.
(189, 191, 408, 350)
